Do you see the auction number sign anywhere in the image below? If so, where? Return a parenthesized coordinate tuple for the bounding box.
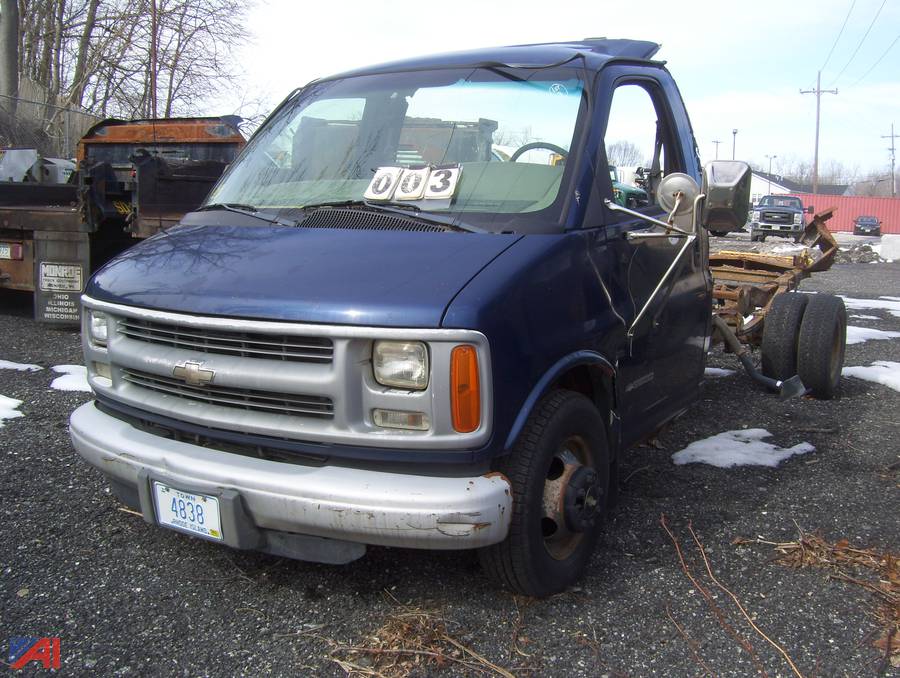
(364, 165, 461, 202)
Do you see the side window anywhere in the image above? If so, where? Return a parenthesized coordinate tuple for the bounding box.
(604, 82, 681, 210)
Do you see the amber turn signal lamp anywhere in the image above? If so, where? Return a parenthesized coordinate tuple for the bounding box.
(450, 345, 480, 433)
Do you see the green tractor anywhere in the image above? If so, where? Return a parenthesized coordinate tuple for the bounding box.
(609, 165, 649, 208)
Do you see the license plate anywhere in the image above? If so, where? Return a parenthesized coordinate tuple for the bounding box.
(153, 482, 223, 541)
(0, 243, 10, 259)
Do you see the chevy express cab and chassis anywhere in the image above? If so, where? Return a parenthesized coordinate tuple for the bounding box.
(69, 39, 847, 596)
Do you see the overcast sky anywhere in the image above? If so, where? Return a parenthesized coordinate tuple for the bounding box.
(217, 0, 900, 178)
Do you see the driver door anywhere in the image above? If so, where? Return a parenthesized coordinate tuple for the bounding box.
(597, 74, 711, 445)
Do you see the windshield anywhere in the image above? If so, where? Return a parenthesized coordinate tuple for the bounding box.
(759, 196, 801, 209)
(207, 68, 587, 233)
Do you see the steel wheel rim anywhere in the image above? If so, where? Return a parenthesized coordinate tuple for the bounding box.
(540, 435, 597, 561)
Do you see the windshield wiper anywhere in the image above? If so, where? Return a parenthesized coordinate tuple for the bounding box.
(300, 199, 484, 233)
(301, 199, 420, 213)
(198, 203, 299, 227)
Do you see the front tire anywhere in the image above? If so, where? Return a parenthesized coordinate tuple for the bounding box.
(478, 390, 609, 597)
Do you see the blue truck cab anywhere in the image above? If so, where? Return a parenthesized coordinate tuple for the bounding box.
(69, 39, 751, 596)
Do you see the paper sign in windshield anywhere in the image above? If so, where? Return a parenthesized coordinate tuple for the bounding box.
(364, 167, 405, 201)
(365, 165, 461, 201)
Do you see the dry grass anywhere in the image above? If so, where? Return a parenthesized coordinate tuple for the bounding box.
(735, 529, 900, 670)
(661, 515, 802, 677)
(325, 593, 516, 677)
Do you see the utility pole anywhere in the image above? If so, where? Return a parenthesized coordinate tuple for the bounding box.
(712, 139, 721, 160)
(883, 123, 897, 197)
(800, 71, 837, 195)
(765, 154, 777, 192)
(732, 129, 738, 160)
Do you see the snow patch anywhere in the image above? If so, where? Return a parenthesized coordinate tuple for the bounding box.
(842, 361, 900, 393)
(50, 365, 91, 392)
(704, 367, 736, 378)
(845, 326, 900, 345)
(0, 360, 42, 372)
(840, 296, 900, 318)
(878, 234, 900, 261)
(671, 429, 814, 468)
(849, 314, 881, 320)
(0, 394, 24, 428)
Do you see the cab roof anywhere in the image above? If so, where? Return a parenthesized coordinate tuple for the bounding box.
(325, 38, 662, 80)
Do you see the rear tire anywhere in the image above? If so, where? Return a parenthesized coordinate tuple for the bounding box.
(797, 294, 846, 399)
(761, 293, 809, 381)
(478, 390, 609, 597)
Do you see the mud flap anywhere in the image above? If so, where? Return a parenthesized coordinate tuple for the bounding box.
(33, 230, 89, 325)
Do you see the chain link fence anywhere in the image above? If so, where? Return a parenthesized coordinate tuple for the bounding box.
(0, 92, 100, 159)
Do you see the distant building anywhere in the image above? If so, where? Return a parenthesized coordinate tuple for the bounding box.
(750, 170, 849, 204)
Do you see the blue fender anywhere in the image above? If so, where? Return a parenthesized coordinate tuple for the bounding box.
(503, 350, 616, 452)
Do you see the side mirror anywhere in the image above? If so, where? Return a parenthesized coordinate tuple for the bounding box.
(806, 205, 815, 214)
(656, 173, 700, 215)
(701, 161, 751, 231)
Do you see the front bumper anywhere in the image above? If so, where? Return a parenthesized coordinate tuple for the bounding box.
(70, 401, 512, 558)
(752, 222, 803, 235)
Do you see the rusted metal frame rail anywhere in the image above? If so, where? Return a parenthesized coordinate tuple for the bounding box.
(709, 208, 839, 347)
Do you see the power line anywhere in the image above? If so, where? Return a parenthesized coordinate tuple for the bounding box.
(848, 32, 900, 87)
(830, 0, 887, 86)
(821, 0, 857, 72)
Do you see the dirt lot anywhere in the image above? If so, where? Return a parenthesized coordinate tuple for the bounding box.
(1, 255, 898, 677)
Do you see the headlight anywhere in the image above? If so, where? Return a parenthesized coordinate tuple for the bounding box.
(793, 213, 802, 224)
(752, 211, 760, 222)
(88, 310, 108, 346)
(373, 341, 429, 390)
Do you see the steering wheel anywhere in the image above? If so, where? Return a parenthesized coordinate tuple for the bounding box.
(509, 141, 569, 162)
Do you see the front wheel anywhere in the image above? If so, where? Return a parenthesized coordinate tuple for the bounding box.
(478, 390, 610, 597)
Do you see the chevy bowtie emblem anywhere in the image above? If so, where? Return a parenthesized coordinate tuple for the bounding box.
(173, 360, 215, 386)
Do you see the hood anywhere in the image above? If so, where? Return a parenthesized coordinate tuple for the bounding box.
(87, 220, 521, 327)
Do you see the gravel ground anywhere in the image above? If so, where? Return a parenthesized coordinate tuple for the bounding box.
(1, 259, 898, 677)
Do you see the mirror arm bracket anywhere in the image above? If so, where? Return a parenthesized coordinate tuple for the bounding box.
(603, 199, 693, 236)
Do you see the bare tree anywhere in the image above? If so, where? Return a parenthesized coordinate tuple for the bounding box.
(851, 169, 893, 196)
(0, 0, 18, 118)
(13, 0, 251, 119)
(493, 125, 537, 148)
(752, 155, 858, 188)
(606, 140, 644, 167)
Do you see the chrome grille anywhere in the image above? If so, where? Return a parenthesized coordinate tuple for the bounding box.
(117, 318, 333, 363)
(121, 368, 334, 419)
(762, 211, 792, 224)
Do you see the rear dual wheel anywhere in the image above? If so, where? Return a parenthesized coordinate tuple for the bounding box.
(478, 390, 610, 597)
(797, 294, 846, 399)
(761, 292, 846, 399)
